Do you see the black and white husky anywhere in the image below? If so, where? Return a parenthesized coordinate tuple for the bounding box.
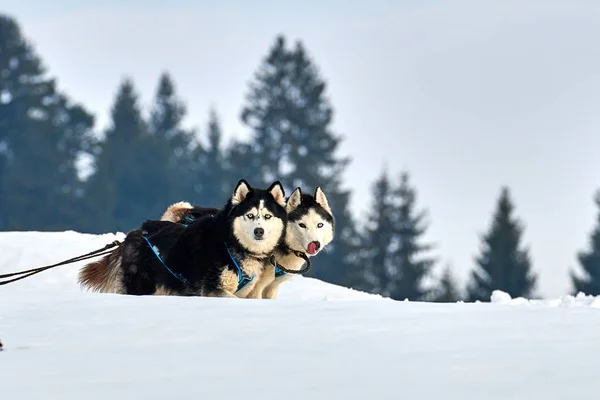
(78, 179, 288, 298)
(160, 186, 335, 299)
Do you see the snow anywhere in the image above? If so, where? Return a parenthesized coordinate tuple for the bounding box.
(1, 231, 600, 399)
(490, 288, 600, 308)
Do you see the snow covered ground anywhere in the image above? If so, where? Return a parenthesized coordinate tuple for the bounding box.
(1, 231, 599, 400)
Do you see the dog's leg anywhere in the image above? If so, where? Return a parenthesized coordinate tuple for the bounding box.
(217, 268, 243, 298)
(262, 273, 295, 299)
(246, 266, 274, 299)
(123, 264, 146, 295)
(262, 283, 280, 300)
(122, 262, 157, 296)
(246, 289, 263, 299)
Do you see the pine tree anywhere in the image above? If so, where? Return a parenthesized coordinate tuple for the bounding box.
(197, 109, 231, 206)
(239, 34, 357, 285)
(83, 78, 159, 233)
(570, 190, 600, 295)
(466, 187, 537, 302)
(147, 72, 198, 207)
(348, 168, 397, 296)
(430, 264, 462, 303)
(350, 170, 436, 301)
(0, 14, 95, 231)
(222, 139, 264, 198)
(388, 171, 437, 301)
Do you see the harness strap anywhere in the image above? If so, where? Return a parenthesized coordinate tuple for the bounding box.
(269, 251, 311, 276)
(274, 265, 287, 278)
(177, 216, 254, 293)
(182, 215, 195, 227)
(179, 214, 309, 288)
(142, 232, 190, 286)
(224, 243, 254, 292)
(180, 214, 257, 289)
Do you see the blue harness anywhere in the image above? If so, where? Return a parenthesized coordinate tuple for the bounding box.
(182, 214, 287, 281)
(274, 264, 287, 278)
(183, 215, 257, 290)
(223, 242, 254, 292)
(142, 215, 287, 293)
(142, 234, 190, 286)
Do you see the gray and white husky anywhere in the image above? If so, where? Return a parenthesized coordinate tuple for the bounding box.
(161, 186, 335, 299)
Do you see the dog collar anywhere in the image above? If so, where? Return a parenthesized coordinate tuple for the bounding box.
(269, 251, 311, 277)
(268, 254, 287, 278)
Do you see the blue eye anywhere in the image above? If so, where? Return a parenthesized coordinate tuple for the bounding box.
(317, 223, 323, 228)
(246, 213, 255, 219)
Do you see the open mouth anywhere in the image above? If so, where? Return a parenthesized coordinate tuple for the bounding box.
(307, 241, 321, 255)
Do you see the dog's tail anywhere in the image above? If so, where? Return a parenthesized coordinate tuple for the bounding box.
(160, 201, 194, 223)
(78, 246, 124, 294)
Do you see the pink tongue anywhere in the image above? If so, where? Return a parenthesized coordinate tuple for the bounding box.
(307, 242, 318, 255)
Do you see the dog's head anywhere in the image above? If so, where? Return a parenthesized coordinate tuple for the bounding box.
(228, 179, 288, 255)
(284, 186, 335, 257)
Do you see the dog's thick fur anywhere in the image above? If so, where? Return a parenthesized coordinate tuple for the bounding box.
(78, 180, 288, 297)
(78, 245, 125, 294)
(160, 186, 335, 299)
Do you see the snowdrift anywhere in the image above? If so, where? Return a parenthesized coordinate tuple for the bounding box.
(1, 231, 599, 400)
(0, 230, 386, 300)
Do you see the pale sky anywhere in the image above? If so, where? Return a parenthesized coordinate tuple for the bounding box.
(5, 0, 600, 298)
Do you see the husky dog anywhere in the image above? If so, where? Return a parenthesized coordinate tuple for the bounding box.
(160, 186, 335, 299)
(78, 179, 287, 298)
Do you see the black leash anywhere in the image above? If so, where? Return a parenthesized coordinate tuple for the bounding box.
(0, 240, 122, 286)
(0, 237, 310, 286)
(269, 251, 312, 275)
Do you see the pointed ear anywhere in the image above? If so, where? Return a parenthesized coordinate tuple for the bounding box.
(286, 187, 302, 212)
(232, 179, 251, 206)
(267, 181, 286, 207)
(314, 186, 332, 214)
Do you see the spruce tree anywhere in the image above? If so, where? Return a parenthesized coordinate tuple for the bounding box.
(466, 187, 537, 301)
(388, 171, 437, 301)
(222, 139, 263, 194)
(239, 35, 357, 285)
(570, 190, 600, 295)
(147, 72, 198, 207)
(196, 109, 231, 206)
(83, 78, 158, 233)
(430, 264, 462, 303)
(350, 170, 436, 301)
(0, 14, 95, 231)
(348, 168, 397, 296)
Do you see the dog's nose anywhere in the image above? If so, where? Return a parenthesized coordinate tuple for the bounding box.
(254, 227, 264, 237)
(314, 241, 321, 250)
